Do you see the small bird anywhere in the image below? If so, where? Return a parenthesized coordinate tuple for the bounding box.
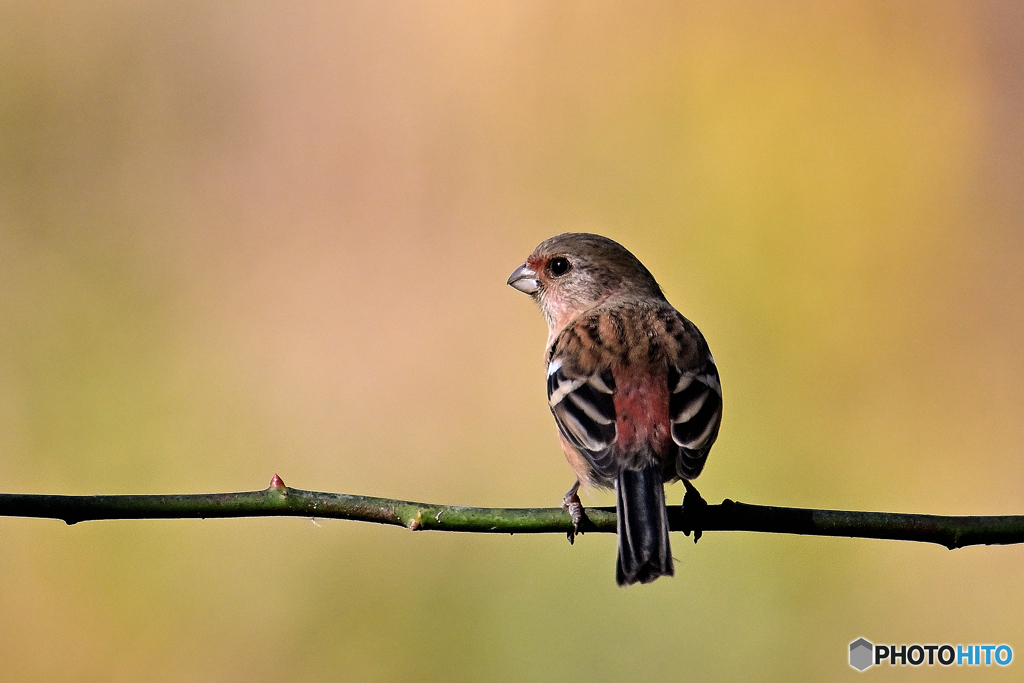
(507, 233, 722, 586)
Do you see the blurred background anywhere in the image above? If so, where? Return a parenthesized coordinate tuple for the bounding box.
(1, 1, 1023, 680)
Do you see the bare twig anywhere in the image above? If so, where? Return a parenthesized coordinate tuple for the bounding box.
(0, 475, 1021, 550)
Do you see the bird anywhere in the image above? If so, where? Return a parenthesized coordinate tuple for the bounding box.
(507, 233, 722, 586)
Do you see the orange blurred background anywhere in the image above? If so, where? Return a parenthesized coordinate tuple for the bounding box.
(1, 1, 1023, 680)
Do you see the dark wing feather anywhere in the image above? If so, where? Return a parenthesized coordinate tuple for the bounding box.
(669, 357, 722, 479)
(547, 358, 618, 481)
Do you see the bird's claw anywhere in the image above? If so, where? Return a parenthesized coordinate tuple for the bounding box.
(681, 480, 707, 543)
(562, 489, 587, 545)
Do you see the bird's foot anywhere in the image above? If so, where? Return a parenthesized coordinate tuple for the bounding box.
(681, 480, 707, 543)
(562, 482, 590, 545)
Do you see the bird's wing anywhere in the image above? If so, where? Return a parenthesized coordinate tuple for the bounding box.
(546, 356, 619, 481)
(668, 353, 722, 479)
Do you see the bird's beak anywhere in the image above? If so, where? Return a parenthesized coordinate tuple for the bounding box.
(507, 263, 540, 295)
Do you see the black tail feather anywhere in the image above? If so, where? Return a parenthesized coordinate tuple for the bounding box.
(615, 465, 673, 586)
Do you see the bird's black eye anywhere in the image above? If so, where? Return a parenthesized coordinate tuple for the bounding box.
(547, 256, 571, 277)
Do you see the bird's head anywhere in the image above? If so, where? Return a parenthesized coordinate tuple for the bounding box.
(507, 233, 664, 334)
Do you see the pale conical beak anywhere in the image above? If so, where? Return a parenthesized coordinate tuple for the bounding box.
(507, 263, 540, 294)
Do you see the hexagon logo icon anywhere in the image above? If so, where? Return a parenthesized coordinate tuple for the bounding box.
(850, 638, 874, 671)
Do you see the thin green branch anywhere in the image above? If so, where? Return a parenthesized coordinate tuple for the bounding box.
(0, 475, 1021, 550)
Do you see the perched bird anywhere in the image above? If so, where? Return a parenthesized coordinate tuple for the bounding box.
(507, 233, 722, 586)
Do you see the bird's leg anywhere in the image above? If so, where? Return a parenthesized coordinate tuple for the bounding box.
(561, 480, 588, 545)
(681, 479, 708, 543)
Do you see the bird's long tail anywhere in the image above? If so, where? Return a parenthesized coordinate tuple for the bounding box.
(615, 464, 673, 586)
